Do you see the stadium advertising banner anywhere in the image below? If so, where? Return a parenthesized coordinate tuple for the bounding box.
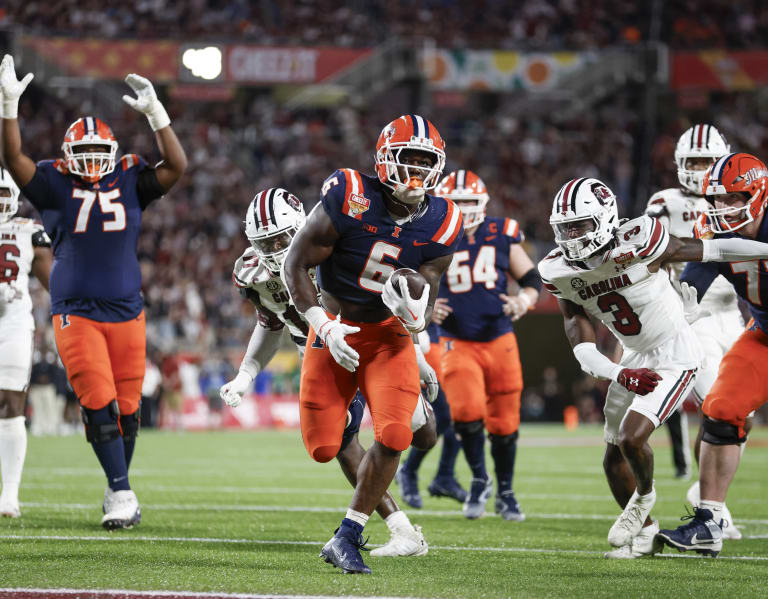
(225, 46, 371, 83)
(423, 48, 591, 91)
(672, 51, 768, 90)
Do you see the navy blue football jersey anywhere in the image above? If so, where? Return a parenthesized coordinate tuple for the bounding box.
(438, 217, 524, 341)
(682, 213, 768, 333)
(318, 169, 463, 308)
(21, 155, 163, 322)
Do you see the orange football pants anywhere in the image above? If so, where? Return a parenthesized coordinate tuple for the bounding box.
(53, 311, 146, 414)
(440, 332, 523, 435)
(425, 342, 443, 381)
(300, 314, 420, 462)
(704, 325, 768, 438)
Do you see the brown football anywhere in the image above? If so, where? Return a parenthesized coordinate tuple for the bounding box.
(389, 268, 427, 300)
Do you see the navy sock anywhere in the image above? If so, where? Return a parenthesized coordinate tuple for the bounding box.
(436, 426, 462, 479)
(123, 437, 136, 469)
(337, 518, 364, 539)
(404, 447, 428, 473)
(490, 432, 518, 493)
(460, 428, 487, 480)
(85, 404, 130, 492)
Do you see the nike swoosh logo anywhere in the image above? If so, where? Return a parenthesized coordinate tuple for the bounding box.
(485, 235, 497, 241)
(396, 333, 410, 337)
(107, 178, 119, 188)
(333, 546, 347, 562)
(413, 241, 429, 246)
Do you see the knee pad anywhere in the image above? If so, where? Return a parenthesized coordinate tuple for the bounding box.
(488, 431, 519, 447)
(379, 422, 412, 452)
(119, 407, 140, 442)
(702, 417, 745, 446)
(80, 400, 121, 445)
(453, 419, 484, 438)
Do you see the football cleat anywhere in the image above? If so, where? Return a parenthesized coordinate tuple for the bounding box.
(320, 530, 371, 574)
(463, 477, 493, 520)
(101, 488, 141, 530)
(656, 507, 722, 557)
(604, 520, 663, 559)
(395, 466, 422, 509)
(607, 487, 656, 547)
(0, 497, 21, 518)
(369, 524, 428, 557)
(494, 490, 526, 522)
(686, 482, 742, 540)
(427, 476, 468, 504)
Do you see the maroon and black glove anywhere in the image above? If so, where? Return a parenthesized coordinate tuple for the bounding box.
(617, 368, 662, 395)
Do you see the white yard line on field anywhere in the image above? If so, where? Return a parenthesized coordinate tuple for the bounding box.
(0, 588, 420, 599)
(17, 502, 768, 526)
(0, 533, 766, 562)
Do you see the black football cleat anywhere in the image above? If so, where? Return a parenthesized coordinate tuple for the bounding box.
(656, 507, 722, 557)
(428, 476, 468, 503)
(320, 530, 371, 574)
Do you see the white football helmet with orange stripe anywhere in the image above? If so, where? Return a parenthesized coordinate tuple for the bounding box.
(675, 124, 730, 195)
(0, 166, 20, 224)
(245, 187, 306, 273)
(375, 114, 446, 205)
(437, 169, 489, 229)
(550, 178, 619, 261)
(61, 117, 119, 183)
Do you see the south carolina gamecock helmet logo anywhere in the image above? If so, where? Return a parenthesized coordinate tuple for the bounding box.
(62, 117, 119, 183)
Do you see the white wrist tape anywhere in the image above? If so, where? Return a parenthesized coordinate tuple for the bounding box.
(516, 292, 533, 311)
(701, 238, 768, 262)
(2, 97, 18, 120)
(146, 101, 171, 132)
(573, 342, 623, 381)
(304, 306, 332, 338)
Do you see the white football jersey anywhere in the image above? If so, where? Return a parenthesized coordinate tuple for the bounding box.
(0, 217, 48, 330)
(646, 187, 739, 313)
(540, 215, 691, 353)
(232, 247, 312, 341)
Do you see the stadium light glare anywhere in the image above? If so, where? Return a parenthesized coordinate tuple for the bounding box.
(182, 47, 223, 80)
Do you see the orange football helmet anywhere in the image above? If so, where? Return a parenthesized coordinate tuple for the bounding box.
(375, 114, 445, 202)
(62, 117, 118, 182)
(436, 170, 490, 229)
(703, 152, 768, 233)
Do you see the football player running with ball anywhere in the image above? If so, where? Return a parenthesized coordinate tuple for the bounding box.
(539, 177, 768, 558)
(645, 124, 745, 540)
(284, 114, 462, 574)
(219, 187, 437, 557)
(428, 170, 541, 521)
(0, 168, 52, 518)
(0, 55, 187, 529)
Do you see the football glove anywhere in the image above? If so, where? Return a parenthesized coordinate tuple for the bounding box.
(219, 371, 253, 408)
(122, 73, 170, 131)
(679, 282, 711, 325)
(617, 368, 662, 396)
(0, 282, 18, 303)
(414, 344, 438, 403)
(500, 292, 532, 322)
(0, 54, 33, 119)
(381, 276, 430, 333)
(304, 306, 360, 372)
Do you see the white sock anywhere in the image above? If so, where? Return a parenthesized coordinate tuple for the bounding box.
(700, 499, 724, 520)
(345, 508, 369, 528)
(633, 484, 656, 504)
(740, 440, 747, 457)
(0, 416, 27, 503)
(384, 510, 412, 533)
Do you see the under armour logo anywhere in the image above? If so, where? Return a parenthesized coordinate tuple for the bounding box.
(60, 314, 71, 329)
(630, 377, 639, 386)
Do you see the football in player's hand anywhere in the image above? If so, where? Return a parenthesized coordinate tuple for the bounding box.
(389, 268, 427, 300)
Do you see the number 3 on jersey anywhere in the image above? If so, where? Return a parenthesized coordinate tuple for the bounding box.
(446, 246, 497, 293)
(73, 189, 126, 233)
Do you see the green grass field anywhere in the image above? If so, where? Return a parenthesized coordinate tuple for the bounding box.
(1, 424, 766, 598)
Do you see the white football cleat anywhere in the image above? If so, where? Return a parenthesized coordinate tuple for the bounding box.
(686, 481, 742, 540)
(370, 524, 428, 557)
(0, 497, 21, 518)
(604, 520, 663, 558)
(101, 488, 141, 530)
(608, 487, 656, 547)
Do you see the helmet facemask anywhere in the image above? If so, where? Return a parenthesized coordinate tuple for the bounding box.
(677, 156, 718, 196)
(0, 186, 19, 224)
(64, 141, 118, 183)
(377, 146, 445, 205)
(706, 190, 761, 233)
(453, 196, 489, 230)
(248, 227, 300, 273)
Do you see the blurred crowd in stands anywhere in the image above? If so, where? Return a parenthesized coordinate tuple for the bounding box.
(3, 0, 768, 49)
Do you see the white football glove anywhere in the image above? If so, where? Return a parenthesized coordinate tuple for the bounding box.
(414, 344, 439, 403)
(381, 275, 430, 333)
(0, 54, 33, 119)
(122, 73, 170, 131)
(680, 282, 711, 324)
(219, 371, 254, 408)
(305, 306, 360, 372)
(0, 282, 18, 303)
